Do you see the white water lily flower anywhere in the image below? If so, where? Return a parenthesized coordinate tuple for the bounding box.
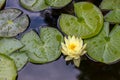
(61, 36, 87, 67)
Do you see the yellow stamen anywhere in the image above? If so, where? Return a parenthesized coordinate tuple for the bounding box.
(69, 43, 76, 50)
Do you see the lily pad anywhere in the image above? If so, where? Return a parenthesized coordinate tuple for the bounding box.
(104, 9, 120, 23)
(21, 27, 63, 63)
(0, 8, 29, 37)
(20, 0, 49, 11)
(85, 22, 120, 64)
(20, 0, 72, 11)
(0, 54, 17, 80)
(0, 0, 5, 9)
(100, 0, 120, 10)
(10, 51, 28, 71)
(59, 2, 103, 39)
(0, 38, 23, 55)
(45, 0, 72, 8)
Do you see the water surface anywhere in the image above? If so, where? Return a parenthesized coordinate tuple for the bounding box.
(5, 0, 120, 80)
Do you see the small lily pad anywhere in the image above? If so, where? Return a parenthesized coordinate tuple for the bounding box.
(0, 38, 23, 55)
(20, 0, 72, 11)
(20, 0, 49, 11)
(104, 9, 120, 23)
(85, 22, 120, 64)
(0, 54, 17, 80)
(0, 8, 29, 37)
(21, 27, 63, 63)
(45, 0, 71, 8)
(59, 2, 103, 39)
(0, 0, 5, 9)
(10, 51, 28, 71)
(100, 0, 120, 10)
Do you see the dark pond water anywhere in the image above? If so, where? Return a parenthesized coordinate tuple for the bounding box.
(4, 0, 120, 80)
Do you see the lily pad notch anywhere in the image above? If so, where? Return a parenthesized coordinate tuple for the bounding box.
(85, 22, 120, 64)
(58, 2, 103, 39)
(21, 27, 63, 63)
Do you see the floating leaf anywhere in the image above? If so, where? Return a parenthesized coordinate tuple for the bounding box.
(10, 51, 28, 71)
(104, 9, 120, 23)
(20, 0, 72, 11)
(59, 2, 103, 39)
(45, 0, 71, 8)
(100, 0, 120, 10)
(21, 27, 63, 63)
(0, 8, 29, 37)
(0, 38, 23, 55)
(85, 22, 120, 64)
(20, 0, 49, 11)
(0, 54, 17, 80)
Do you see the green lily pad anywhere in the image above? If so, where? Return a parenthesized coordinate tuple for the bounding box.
(59, 2, 103, 39)
(104, 9, 120, 23)
(21, 27, 63, 63)
(20, 0, 72, 11)
(0, 54, 17, 80)
(0, 8, 29, 37)
(85, 22, 120, 64)
(10, 51, 28, 71)
(100, 0, 120, 10)
(0, 38, 23, 55)
(45, 0, 71, 8)
(0, 0, 5, 9)
(20, 0, 49, 11)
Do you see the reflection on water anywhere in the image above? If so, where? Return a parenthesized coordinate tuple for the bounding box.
(18, 57, 120, 80)
(79, 59, 120, 80)
(4, 0, 120, 80)
(18, 57, 80, 80)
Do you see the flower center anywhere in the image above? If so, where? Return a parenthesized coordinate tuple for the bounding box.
(69, 43, 76, 51)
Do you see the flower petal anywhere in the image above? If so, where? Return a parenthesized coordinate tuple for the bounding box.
(65, 56, 73, 61)
(81, 51, 87, 56)
(64, 37, 70, 47)
(61, 49, 68, 55)
(73, 58, 81, 67)
(68, 36, 71, 40)
(72, 35, 75, 40)
(79, 38, 83, 48)
(74, 55, 80, 59)
(82, 43, 87, 50)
